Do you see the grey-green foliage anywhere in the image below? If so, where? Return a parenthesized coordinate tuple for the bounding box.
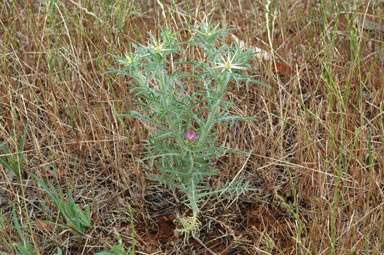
(12, 208, 35, 255)
(32, 172, 92, 235)
(113, 20, 265, 216)
(0, 208, 36, 255)
(0, 121, 29, 179)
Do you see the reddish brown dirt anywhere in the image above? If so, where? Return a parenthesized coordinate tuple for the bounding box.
(134, 199, 294, 254)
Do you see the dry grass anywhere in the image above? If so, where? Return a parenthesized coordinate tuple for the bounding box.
(1, 0, 384, 254)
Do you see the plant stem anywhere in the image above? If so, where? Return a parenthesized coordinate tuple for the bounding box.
(198, 73, 228, 145)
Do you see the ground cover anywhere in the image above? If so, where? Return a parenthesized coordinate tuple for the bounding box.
(1, 1, 384, 254)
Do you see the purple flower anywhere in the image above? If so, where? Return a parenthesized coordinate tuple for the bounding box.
(185, 130, 199, 140)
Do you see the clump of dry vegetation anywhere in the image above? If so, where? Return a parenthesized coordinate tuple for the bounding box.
(1, 1, 384, 254)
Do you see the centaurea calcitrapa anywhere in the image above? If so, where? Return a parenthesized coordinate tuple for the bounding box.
(113, 20, 266, 236)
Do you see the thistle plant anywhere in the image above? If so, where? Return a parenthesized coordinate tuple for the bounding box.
(113, 20, 264, 233)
